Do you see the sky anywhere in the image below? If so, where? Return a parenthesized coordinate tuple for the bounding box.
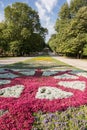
(0, 0, 71, 42)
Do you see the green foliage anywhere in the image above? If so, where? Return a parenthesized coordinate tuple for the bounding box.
(70, 0, 87, 16)
(48, 0, 87, 58)
(21, 28, 31, 39)
(29, 33, 45, 52)
(83, 44, 87, 56)
(0, 2, 48, 56)
(48, 34, 57, 52)
(9, 41, 22, 56)
(0, 22, 9, 55)
(59, 3, 71, 19)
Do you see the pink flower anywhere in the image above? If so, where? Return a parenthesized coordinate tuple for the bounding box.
(0, 69, 87, 129)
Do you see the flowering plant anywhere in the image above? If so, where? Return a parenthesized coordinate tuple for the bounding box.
(0, 68, 87, 129)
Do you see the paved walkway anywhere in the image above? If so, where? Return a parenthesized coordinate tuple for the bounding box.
(0, 57, 32, 66)
(52, 56, 87, 71)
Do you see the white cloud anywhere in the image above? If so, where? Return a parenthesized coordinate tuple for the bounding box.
(35, 2, 46, 20)
(38, 0, 58, 13)
(0, 1, 4, 8)
(0, 1, 4, 22)
(35, 0, 58, 42)
(0, 13, 4, 22)
(46, 23, 56, 41)
(66, 0, 71, 6)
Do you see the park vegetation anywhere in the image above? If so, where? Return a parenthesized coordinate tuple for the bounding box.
(0, 2, 48, 56)
(48, 0, 87, 58)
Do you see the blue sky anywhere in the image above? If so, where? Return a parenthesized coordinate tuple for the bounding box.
(0, 0, 71, 41)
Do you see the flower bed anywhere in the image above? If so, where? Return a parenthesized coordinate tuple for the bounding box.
(0, 68, 87, 129)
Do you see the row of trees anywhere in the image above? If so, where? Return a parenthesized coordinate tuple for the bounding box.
(0, 2, 48, 56)
(48, 0, 87, 58)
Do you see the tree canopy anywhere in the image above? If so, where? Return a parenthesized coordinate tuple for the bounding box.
(48, 0, 87, 58)
(0, 2, 48, 56)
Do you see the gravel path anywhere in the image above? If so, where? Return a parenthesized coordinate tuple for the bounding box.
(0, 57, 32, 66)
(52, 56, 87, 71)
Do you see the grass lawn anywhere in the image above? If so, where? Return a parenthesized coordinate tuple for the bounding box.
(0, 56, 87, 130)
(2, 56, 68, 69)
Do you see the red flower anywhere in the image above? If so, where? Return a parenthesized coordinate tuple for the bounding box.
(0, 69, 87, 129)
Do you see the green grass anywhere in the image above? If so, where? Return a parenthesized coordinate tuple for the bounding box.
(1, 56, 74, 69)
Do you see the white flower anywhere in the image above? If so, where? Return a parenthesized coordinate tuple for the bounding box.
(10, 69, 23, 72)
(20, 70, 36, 76)
(54, 74, 78, 79)
(0, 85, 24, 98)
(70, 70, 87, 78)
(0, 80, 11, 85)
(19, 71, 35, 76)
(42, 71, 59, 76)
(0, 68, 7, 73)
(10, 69, 36, 76)
(0, 73, 19, 79)
(11, 69, 35, 72)
(78, 72, 87, 78)
(58, 81, 86, 91)
(35, 86, 73, 100)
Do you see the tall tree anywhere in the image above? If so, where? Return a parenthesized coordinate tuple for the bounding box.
(0, 22, 9, 55)
(70, 0, 87, 16)
(49, 0, 87, 58)
(2, 2, 48, 56)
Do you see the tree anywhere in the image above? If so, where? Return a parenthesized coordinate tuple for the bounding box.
(48, 34, 57, 52)
(48, 0, 87, 58)
(59, 3, 71, 19)
(65, 6, 87, 57)
(29, 33, 45, 52)
(0, 22, 9, 56)
(9, 41, 22, 56)
(4, 2, 47, 39)
(0, 2, 48, 56)
(70, 0, 87, 17)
